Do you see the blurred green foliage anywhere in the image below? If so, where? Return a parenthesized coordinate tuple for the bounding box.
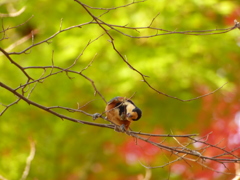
(0, 0, 239, 179)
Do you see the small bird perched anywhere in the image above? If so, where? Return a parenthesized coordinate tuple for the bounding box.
(105, 96, 142, 131)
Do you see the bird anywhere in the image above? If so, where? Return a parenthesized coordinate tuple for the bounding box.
(105, 96, 142, 131)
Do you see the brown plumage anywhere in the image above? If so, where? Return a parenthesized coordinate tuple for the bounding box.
(105, 96, 142, 130)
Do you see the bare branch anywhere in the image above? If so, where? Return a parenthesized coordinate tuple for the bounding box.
(0, 98, 21, 116)
(0, 6, 26, 18)
(80, 0, 146, 10)
(86, 19, 240, 38)
(149, 12, 160, 27)
(0, 15, 34, 34)
(74, 0, 229, 102)
(7, 21, 94, 55)
(0, 48, 33, 81)
(0, 81, 113, 128)
(130, 131, 198, 138)
(20, 141, 35, 180)
(0, 81, 239, 174)
(139, 153, 188, 169)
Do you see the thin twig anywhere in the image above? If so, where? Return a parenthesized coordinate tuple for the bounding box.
(20, 141, 35, 180)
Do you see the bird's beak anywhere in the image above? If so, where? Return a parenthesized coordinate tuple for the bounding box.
(126, 113, 132, 118)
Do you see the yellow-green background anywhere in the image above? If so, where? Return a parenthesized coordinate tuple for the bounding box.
(0, 0, 239, 179)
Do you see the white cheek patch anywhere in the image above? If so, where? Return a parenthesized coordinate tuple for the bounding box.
(126, 103, 135, 113)
(125, 103, 138, 121)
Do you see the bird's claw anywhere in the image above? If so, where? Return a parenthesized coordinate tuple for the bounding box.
(92, 113, 101, 120)
(119, 124, 127, 132)
(114, 124, 131, 135)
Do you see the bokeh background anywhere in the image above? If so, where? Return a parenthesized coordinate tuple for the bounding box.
(0, 0, 240, 179)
